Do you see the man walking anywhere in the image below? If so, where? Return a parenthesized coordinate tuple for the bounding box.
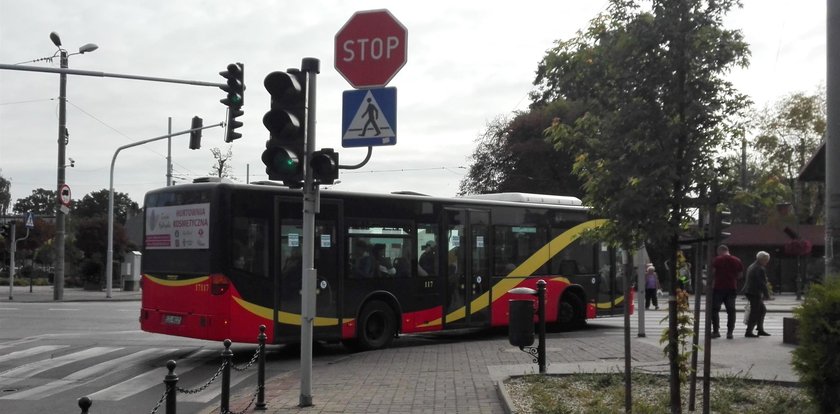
(743, 251, 772, 338)
(711, 245, 743, 339)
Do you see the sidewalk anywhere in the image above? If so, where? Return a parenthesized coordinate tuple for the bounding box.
(0, 284, 141, 302)
(210, 294, 803, 414)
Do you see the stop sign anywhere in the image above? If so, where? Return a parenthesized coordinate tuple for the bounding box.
(335, 9, 407, 89)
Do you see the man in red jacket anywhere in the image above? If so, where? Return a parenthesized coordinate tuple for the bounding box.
(711, 245, 744, 339)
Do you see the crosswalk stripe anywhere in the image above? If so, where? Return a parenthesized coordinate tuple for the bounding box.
(0, 345, 68, 363)
(88, 349, 215, 401)
(0, 348, 175, 400)
(0, 347, 122, 387)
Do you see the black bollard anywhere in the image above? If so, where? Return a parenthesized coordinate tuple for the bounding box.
(220, 339, 233, 413)
(536, 280, 546, 374)
(256, 325, 267, 410)
(78, 396, 92, 413)
(164, 360, 178, 414)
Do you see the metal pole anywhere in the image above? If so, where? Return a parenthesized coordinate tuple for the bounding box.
(167, 117, 173, 186)
(106, 123, 222, 298)
(8, 223, 15, 300)
(623, 251, 633, 412)
(299, 57, 320, 408)
(536, 280, 546, 374)
(827, 0, 840, 281)
(54, 50, 68, 301)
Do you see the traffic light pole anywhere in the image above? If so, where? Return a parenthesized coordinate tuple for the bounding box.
(299, 57, 320, 408)
(104, 122, 222, 298)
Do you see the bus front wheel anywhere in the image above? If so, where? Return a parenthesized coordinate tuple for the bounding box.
(355, 300, 396, 351)
(556, 293, 586, 330)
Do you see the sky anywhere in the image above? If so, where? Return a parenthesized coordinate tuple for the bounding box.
(0, 0, 827, 210)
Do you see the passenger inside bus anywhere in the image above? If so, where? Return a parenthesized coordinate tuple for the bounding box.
(352, 239, 373, 278)
(372, 243, 396, 277)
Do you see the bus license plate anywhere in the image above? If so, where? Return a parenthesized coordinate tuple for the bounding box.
(164, 315, 182, 325)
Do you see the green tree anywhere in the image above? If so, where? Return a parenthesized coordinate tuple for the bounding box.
(73, 217, 128, 287)
(459, 100, 584, 196)
(752, 91, 825, 224)
(13, 188, 57, 216)
(72, 189, 139, 224)
(0, 172, 10, 216)
(539, 1, 749, 410)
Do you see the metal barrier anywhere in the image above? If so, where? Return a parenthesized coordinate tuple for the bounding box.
(77, 325, 267, 414)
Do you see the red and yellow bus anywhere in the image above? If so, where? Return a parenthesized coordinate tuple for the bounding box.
(140, 179, 631, 350)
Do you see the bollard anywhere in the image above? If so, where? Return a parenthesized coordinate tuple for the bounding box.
(536, 280, 546, 374)
(78, 396, 92, 413)
(164, 360, 178, 414)
(220, 339, 233, 413)
(256, 325, 267, 410)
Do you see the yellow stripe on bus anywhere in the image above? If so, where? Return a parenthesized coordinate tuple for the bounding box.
(232, 296, 342, 327)
(144, 274, 209, 287)
(421, 219, 607, 327)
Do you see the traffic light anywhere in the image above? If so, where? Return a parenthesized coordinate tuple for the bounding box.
(261, 69, 307, 187)
(189, 116, 203, 150)
(0, 223, 9, 239)
(311, 148, 339, 185)
(220, 62, 244, 142)
(717, 208, 732, 241)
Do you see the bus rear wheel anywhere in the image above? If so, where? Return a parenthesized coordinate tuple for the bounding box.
(556, 293, 586, 330)
(355, 300, 396, 351)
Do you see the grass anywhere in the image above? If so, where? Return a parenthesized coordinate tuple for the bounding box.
(505, 372, 816, 414)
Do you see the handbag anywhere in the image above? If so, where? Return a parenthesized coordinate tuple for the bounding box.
(743, 303, 751, 325)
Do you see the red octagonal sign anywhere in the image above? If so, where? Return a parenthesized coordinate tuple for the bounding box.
(335, 9, 407, 89)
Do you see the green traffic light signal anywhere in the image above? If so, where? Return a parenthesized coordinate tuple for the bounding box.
(262, 69, 307, 187)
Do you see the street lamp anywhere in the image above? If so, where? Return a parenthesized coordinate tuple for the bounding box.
(50, 32, 98, 301)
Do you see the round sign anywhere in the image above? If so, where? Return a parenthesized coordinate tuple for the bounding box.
(335, 9, 407, 89)
(59, 184, 72, 207)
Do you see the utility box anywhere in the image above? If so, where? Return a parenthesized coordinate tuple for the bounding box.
(122, 251, 142, 291)
(508, 299, 535, 347)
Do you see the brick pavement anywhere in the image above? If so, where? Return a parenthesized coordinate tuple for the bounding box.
(206, 330, 666, 414)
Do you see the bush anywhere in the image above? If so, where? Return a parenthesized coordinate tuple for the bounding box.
(792, 277, 840, 414)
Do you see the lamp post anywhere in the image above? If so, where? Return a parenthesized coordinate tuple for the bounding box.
(50, 32, 97, 301)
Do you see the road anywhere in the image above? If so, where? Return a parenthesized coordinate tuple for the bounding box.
(0, 301, 795, 414)
(0, 301, 298, 414)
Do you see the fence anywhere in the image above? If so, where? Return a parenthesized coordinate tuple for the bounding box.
(77, 325, 267, 414)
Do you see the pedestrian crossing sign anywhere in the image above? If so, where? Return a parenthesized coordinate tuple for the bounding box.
(24, 212, 35, 229)
(342, 87, 397, 148)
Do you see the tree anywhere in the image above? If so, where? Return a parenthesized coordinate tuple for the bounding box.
(72, 189, 139, 224)
(73, 217, 128, 287)
(13, 188, 57, 216)
(0, 172, 10, 216)
(752, 91, 825, 224)
(539, 1, 749, 411)
(209, 146, 235, 179)
(459, 100, 584, 196)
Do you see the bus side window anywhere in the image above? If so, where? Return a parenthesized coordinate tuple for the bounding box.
(417, 224, 437, 277)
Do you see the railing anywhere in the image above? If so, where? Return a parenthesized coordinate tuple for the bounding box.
(77, 325, 268, 414)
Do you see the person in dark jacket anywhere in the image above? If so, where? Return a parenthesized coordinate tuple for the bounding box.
(711, 245, 744, 339)
(742, 251, 771, 337)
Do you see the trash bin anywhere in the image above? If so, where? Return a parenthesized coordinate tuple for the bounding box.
(509, 299, 535, 347)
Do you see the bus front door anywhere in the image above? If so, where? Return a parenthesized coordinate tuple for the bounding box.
(444, 209, 490, 328)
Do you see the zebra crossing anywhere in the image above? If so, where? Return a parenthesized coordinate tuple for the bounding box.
(594, 309, 789, 337)
(0, 342, 253, 405)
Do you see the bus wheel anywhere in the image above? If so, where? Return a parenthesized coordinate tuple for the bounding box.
(557, 293, 585, 330)
(356, 300, 396, 351)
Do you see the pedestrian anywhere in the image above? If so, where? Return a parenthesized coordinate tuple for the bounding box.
(743, 251, 772, 337)
(643, 265, 660, 310)
(711, 244, 744, 339)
